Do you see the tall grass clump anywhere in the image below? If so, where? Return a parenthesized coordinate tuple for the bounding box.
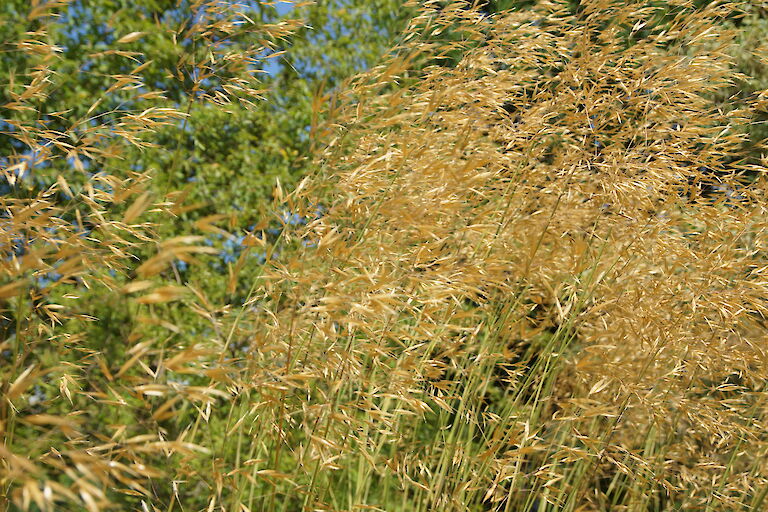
(3, 0, 768, 511)
(215, 1, 768, 510)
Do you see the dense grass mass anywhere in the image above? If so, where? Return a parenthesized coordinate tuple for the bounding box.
(2, 1, 768, 511)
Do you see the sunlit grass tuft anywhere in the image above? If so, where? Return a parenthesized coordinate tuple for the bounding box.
(3, 1, 768, 511)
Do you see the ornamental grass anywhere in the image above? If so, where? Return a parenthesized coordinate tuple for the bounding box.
(3, 1, 768, 511)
